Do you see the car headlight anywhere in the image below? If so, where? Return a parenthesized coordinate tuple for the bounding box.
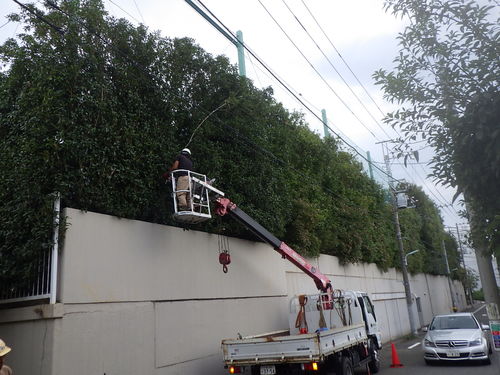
(469, 338, 482, 347)
(424, 339, 436, 347)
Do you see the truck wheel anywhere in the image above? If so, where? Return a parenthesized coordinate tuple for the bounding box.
(367, 339, 380, 373)
(368, 339, 380, 374)
(337, 356, 354, 375)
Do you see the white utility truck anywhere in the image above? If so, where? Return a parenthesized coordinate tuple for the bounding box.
(221, 290, 381, 375)
(170, 171, 382, 375)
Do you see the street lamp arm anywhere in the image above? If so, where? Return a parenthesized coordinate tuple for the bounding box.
(404, 249, 420, 266)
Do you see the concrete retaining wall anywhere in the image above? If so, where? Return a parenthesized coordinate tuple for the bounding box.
(0, 208, 467, 374)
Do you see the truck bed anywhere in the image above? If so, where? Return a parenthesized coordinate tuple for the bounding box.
(222, 323, 367, 365)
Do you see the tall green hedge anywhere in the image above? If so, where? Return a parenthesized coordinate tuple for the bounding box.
(0, 0, 460, 289)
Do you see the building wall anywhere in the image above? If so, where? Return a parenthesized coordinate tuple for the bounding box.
(0, 208, 467, 375)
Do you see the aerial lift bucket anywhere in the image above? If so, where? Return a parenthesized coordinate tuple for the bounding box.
(170, 170, 224, 224)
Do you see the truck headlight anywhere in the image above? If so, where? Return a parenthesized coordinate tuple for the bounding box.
(469, 339, 482, 347)
(424, 339, 435, 347)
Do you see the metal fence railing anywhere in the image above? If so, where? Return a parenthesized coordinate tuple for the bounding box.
(0, 249, 53, 303)
(0, 193, 60, 305)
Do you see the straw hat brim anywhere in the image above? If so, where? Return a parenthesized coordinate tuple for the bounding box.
(0, 346, 11, 357)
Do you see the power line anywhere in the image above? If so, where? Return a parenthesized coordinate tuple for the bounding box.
(280, 0, 395, 140)
(397, 161, 461, 220)
(300, 0, 391, 122)
(245, 50, 371, 155)
(108, 0, 141, 24)
(256, 0, 381, 141)
(194, 0, 401, 183)
(0, 20, 11, 29)
(410, 164, 460, 220)
(132, 0, 145, 24)
(417, 164, 461, 216)
(11, 0, 64, 35)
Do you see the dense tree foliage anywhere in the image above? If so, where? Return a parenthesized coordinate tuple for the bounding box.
(0, 1, 461, 289)
(374, 0, 499, 253)
(447, 91, 499, 257)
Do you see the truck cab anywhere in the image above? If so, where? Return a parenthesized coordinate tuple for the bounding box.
(354, 291, 382, 349)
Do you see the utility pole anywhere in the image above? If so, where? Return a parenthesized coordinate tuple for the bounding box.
(441, 239, 457, 312)
(379, 141, 418, 335)
(321, 109, 329, 138)
(366, 151, 374, 181)
(235, 30, 246, 77)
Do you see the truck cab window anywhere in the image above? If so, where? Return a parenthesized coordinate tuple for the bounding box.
(363, 296, 376, 319)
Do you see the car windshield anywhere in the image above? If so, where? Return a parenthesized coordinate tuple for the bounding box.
(430, 316, 478, 330)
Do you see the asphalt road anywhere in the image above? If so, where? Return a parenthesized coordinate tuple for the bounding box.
(374, 303, 500, 375)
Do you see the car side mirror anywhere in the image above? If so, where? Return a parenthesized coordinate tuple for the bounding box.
(481, 324, 490, 331)
(422, 326, 428, 332)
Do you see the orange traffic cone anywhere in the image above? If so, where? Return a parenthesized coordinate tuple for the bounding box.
(390, 342, 403, 368)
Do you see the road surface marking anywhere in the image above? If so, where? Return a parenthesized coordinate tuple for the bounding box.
(408, 342, 421, 349)
(473, 304, 487, 315)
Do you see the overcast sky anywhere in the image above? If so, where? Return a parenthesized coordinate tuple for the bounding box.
(0, 0, 470, 233)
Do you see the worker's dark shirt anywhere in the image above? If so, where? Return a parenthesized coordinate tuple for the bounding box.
(175, 154, 193, 176)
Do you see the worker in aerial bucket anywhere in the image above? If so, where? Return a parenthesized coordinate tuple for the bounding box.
(165, 148, 193, 211)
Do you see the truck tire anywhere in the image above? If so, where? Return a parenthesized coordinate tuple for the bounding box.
(368, 339, 380, 373)
(337, 356, 354, 375)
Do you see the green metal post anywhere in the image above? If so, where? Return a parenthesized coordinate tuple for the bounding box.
(366, 151, 374, 180)
(236, 30, 246, 77)
(321, 109, 329, 138)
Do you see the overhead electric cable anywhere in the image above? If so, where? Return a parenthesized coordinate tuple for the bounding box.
(416, 163, 461, 216)
(132, 0, 145, 24)
(194, 0, 402, 182)
(108, 0, 142, 24)
(245, 51, 367, 151)
(0, 20, 11, 29)
(398, 162, 460, 220)
(12, 0, 64, 34)
(300, 0, 390, 120)
(256, 0, 380, 140)
(280, 0, 395, 140)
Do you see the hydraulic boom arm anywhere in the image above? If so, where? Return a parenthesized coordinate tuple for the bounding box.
(215, 197, 332, 293)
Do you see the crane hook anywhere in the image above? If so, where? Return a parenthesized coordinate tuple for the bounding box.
(219, 251, 231, 273)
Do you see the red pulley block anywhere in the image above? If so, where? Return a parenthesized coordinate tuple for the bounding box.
(219, 252, 231, 273)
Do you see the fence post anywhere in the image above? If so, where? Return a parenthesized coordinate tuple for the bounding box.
(50, 192, 61, 304)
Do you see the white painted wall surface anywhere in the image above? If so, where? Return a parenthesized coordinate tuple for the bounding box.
(0, 208, 467, 375)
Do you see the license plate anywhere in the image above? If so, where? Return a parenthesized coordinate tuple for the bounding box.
(260, 365, 276, 375)
(446, 351, 460, 357)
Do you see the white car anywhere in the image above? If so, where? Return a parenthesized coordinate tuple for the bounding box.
(422, 312, 492, 365)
